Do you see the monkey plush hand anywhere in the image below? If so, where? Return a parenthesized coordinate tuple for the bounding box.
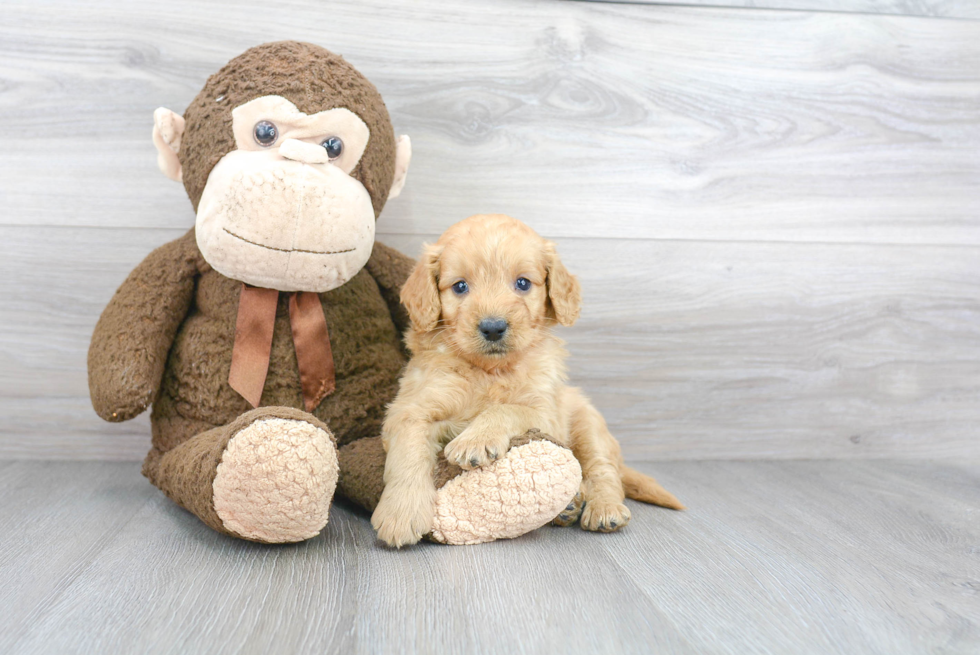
(88, 42, 581, 545)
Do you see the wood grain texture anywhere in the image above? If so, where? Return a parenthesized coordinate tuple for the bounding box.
(2, 0, 979, 462)
(1, 460, 976, 654)
(3, 227, 977, 460)
(1, 0, 978, 244)
(610, 459, 980, 654)
(0, 462, 156, 652)
(583, 0, 980, 20)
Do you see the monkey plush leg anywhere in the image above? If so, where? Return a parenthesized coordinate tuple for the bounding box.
(337, 430, 581, 546)
(143, 407, 338, 544)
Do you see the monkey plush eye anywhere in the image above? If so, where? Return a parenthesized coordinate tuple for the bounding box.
(253, 121, 278, 146)
(452, 280, 469, 295)
(321, 136, 344, 159)
(515, 277, 531, 292)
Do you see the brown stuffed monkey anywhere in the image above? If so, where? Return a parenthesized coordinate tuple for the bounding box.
(88, 42, 581, 545)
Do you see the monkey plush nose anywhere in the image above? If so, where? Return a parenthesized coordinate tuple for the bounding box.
(478, 318, 508, 342)
(278, 139, 331, 165)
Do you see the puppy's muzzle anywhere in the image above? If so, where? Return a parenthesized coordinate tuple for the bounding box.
(478, 317, 508, 343)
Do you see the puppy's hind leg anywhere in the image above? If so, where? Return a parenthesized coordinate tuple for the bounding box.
(564, 388, 631, 533)
(551, 490, 584, 527)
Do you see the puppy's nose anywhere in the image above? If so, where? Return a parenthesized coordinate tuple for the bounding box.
(479, 318, 508, 342)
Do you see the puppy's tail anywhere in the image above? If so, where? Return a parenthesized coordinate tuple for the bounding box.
(622, 466, 685, 510)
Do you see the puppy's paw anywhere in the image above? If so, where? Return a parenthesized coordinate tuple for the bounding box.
(444, 427, 512, 470)
(371, 484, 435, 548)
(580, 501, 631, 533)
(552, 491, 584, 527)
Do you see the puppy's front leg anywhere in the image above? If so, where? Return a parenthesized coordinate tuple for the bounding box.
(372, 417, 440, 548)
(444, 404, 544, 470)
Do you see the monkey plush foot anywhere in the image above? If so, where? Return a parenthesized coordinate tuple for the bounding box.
(338, 430, 582, 546)
(146, 407, 338, 543)
(429, 434, 582, 545)
(213, 415, 338, 543)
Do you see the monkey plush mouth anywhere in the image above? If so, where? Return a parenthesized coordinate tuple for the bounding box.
(223, 228, 355, 255)
(194, 136, 378, 292)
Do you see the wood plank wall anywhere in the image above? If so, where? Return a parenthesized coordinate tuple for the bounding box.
(1, 0, 977, 460)
(586, 0, 980, 20)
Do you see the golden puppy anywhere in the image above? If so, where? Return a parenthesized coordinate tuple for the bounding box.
(372, 214, 683, 547)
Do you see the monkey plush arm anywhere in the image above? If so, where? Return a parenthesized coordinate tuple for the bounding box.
(88, 229, 201, 422)
(364, 240, 416, 339)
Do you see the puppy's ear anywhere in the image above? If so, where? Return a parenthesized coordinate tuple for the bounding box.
(401, 244, 443, 331)
(544, 241, 581, 326)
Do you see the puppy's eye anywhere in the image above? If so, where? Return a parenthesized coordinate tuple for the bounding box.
(452, 280, 469, 295)
(320, 136, 343, 159)
(515, 277, 531, 292)
(253, 121, 278, 146)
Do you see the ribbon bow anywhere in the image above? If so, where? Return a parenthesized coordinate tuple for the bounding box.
(228, 283, 336, 412)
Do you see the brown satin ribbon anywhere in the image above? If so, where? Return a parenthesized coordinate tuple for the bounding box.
(228, 283, 336, 412)
(288, 290, 336, 411)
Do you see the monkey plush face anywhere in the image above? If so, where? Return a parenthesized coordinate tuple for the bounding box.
(194, 95, 379, 291)
(151, 42, 411, 292)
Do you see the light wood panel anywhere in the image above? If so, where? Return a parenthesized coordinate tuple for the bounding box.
(585, 0, 980, 20)
(1, 0, 978, 244)
(0, 462, 156, 653)
(1, 460, 977, 654)
(612, 459, 980, 654)
(3, 226, 977, 460)
(1, 0, 978, 462)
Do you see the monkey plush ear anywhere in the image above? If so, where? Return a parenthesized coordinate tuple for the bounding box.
(152, 107, 185, 182)
(387, 135, 412, 199)
(544, 241, 582, 327)
(400, 243, 442, 331)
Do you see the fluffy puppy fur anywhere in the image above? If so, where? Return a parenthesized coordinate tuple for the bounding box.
(372, 214, 683, 547)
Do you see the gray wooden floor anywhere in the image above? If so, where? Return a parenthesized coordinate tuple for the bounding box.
(1, 459, 977, 655)
(2, 0, 978, 653)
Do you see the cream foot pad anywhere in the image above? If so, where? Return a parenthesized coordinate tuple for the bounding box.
(429, 439, 582, 545)
(213, 418, 339, 543)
